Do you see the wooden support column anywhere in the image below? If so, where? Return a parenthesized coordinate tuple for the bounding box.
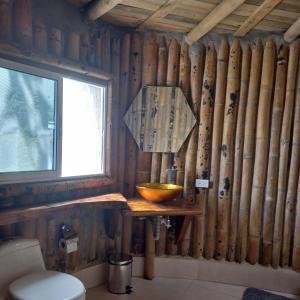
(216, 39, 241, 260)
(205, 40, 229, 259)
(248, 39, 276, 265)
(193, 42, 217, 258)
(145, 219, 155, 279)
(273, 40, 299, 268)
(236, 39, 263, 262)
(262, 44, 288, 265)
(228, 43, 251, 261)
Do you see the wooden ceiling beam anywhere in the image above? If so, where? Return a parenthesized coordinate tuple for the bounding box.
(185, 0, 247, 45)
(137, 0, 179, 30)
(234, 0, 283, 37)
(284, 17, 300, 42)
(85, 0, 123, 21)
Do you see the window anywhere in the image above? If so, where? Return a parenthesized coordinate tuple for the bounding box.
(0, 59, 107, 184)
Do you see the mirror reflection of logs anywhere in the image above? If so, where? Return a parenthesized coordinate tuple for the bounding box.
(124, 86, 196, 153)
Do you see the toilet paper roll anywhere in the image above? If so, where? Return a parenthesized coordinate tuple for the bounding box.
(59, 237, 79, 254)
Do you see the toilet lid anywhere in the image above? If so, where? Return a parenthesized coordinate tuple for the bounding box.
(8, 271, 85, 300)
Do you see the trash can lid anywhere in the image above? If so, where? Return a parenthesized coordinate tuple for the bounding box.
(108, 254, 133, 265)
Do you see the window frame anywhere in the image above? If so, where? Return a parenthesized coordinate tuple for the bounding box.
(0, 57, 110, 185)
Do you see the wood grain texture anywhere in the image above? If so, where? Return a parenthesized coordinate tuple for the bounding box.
(236, 39, 263, 263)
(248, 39, 276, 265)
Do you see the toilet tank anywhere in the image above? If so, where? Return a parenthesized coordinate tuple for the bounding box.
(0, 239, 45, 294)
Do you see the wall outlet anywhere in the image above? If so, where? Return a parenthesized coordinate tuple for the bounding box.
(195, 179, 210, 188)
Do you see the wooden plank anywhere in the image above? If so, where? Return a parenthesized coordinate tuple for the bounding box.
(284, 17, 300, 42)
(126, 198, 202, 217)
(0, 193, 127, 226)
(185, 0, 246, 45)
(137, 0, 179, 30)
(234, 0, 283, 37)
(85, 0, 123, 21)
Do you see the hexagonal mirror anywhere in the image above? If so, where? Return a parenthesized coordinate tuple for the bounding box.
(124, 86, 196, 153)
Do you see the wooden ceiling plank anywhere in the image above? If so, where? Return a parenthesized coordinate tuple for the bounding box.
(85, 0, 124, 21)
(185, 0, 247, 45)
(137, 0, 179, 29)
(284, 17, 300, 42)
(234, 0, 283, 37)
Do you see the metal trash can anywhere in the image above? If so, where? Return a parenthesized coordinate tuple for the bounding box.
(108, 254, 133, 294)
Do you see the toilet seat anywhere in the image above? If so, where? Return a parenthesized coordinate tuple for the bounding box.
(8, 270, 85, 300)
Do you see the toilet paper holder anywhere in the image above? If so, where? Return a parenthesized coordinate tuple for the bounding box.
(59, 224, 79, 254)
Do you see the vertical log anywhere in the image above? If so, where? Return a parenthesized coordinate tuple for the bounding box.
(88, 210, 98, 262)
(262, 45, 288, 265)
(13, 0, 32, 49)
(124, 33, 142, 197)
(98, 210, 107, 261)
(282, 59, 300, 266)
(154, 37, 168, 256)
(151, 37, 167, 183)
(273, 40, 299, 268)
(102, 29, 111, 72)
(145, 219, 155, 279)
(46, 218, 56, 270)
(95, 34, 103, 68)
(117, 33, 131, 193)
(0, 0, 12, 41)
(36, 217, 46, 258)
(228, 44, 251, 261)
(68, 215, 81, 270)
(292, 174, 300, 271)
(228, 45, 251, 261)
(50, 28, 63, 57)
(136, 36, 158, 185)
(80, 32, 90, 64)
(193, 42, 217, 258)
(205, 40, 229, 259)
(33, 17, 47, 53)
(237, 39, 263, 262)
(67, 32, 80, 61)
(160, 39, 180, 184)
(122, 215, 132, 254)
(216, 39, 241, 260)
(248, 39, 276, 264)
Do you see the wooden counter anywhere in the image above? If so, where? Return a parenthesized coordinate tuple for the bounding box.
(0, 193, 127, 226)
(126, 198, 202, 217)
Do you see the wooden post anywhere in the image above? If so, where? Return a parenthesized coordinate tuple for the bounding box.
(282, 54, 300, 267)
(182, 45, 204, 257)
(50, 28, 63, 57)
(136, 36, 158, 185)
(67, 32, 80, 61)
(248, 39, 276, 265)
(193, 42, 217, 258)
(216, 39, 241, 260)
(151, 37, 167, 184)
(33, 17, 47, 53)
(117, 33, 131, 193)
(13, 0, 32, 49)
(0, 0, 11, 41)
(154, 37, 168, 256)
(46, 218, 56, 270)
(228, 44, 251, 261)
(124, 33, 142, 197)
(145, 219, 155, 279)
(292, 174, 300, 271)
(236, 39, 263, 262)
(262, 44, 288, 265)
(160, 39, 180, 184)
(205, 40, 229, 259)
(273, 40, 299, 268)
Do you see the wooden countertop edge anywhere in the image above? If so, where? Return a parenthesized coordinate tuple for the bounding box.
(0, 193, 127, 226)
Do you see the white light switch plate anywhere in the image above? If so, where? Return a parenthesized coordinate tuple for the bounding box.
(195, 179, 209, 188)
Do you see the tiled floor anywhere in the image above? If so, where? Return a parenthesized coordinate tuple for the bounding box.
(86, 277, 298, 300)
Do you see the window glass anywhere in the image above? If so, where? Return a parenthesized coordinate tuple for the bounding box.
(0, 66, 57, 173)
(61, 77, 105, 177)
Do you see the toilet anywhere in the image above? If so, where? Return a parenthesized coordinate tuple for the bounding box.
(0, 239, 86, 300)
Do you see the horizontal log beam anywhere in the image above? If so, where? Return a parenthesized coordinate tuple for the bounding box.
(234, 0, 283, 37)
(284, 17, 300, 42)
(185, 0, 246, 45)
(85, 0, 123, 21)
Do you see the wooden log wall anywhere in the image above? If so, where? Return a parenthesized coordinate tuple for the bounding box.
(0, 0, 122, 272)
(122, 34, 300, 272)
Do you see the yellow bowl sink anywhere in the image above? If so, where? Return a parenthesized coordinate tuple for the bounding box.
(136, 183, 183, 203)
